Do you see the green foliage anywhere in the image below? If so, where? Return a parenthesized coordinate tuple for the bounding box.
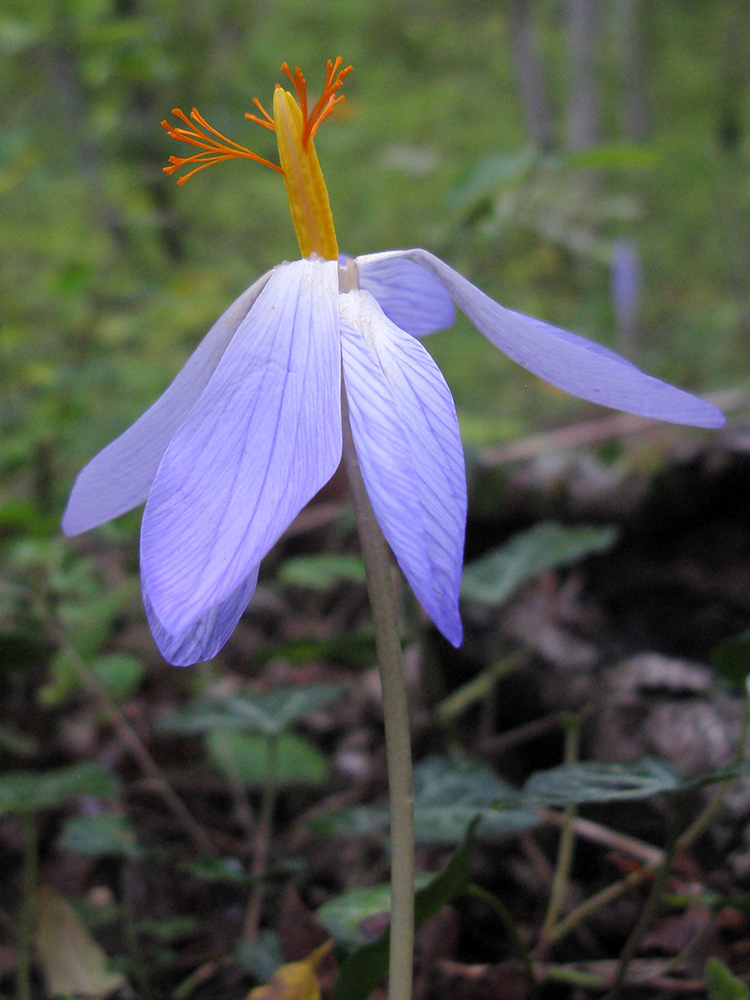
(461, 521, 619, 606)
(40, 649, 144, 707)
(207, 730, 330, 788)
(278, 555, 366, 591)
(159, 684, 347, 737)
(57, 813, 141, 858)
(319, 884, 418, 950)
(712, 630, 750, 692)
(705, 958, 750, 1000)
(180, 856, 249, 885)
(313, 754, 536, 844)
(233, 931, 285, 982)
(326, 819, 477, 1000)
(411, 756, 536, 841)
(517, 758, 682, 807)
(0, 762, 119, 817)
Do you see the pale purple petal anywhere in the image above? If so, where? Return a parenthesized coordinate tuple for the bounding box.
(143, 565, 260, 666)
(356, 255, 455, 336)
(62, 271, 273, 536)
(357, 250, 725, 429)
(141, 259, 342, 636)
(340, 290, 466, 646)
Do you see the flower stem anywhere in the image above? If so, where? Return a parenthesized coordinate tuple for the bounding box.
(342, 386, 415, 1000)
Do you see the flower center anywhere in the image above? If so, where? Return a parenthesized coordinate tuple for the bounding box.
(161, 59, 352, 262)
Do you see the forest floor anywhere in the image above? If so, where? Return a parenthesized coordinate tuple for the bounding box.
(3, 407, 750, 1000)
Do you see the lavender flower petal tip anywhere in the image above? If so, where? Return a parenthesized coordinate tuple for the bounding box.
(63, 249, 725, 666)
(358, 250, 725, 430)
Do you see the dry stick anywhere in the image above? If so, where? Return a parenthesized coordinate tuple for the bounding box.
(479, 387, 746, 467)
(540, 810, 664, 870)
(51, 625, 214, 856)
(341, 386, 415, 1000)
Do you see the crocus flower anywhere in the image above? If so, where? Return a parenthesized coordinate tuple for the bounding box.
(62, 60, 724, 666)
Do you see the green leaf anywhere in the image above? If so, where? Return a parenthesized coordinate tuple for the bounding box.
(329, 819, 477, 1000)
(317, 885, 406, 950)
(278, 554, 366, 591)
(461, 522, 619, 606)
(207, 731, 330, 787)
(704, 958, 749, 1000)
(58, 580, 137, 660)
(181, 856, 249, 884)
(233, 930, 284, 981)
(413, 756, 536, 842)
(691, 759, 750, 788)
(449, 148, 538, 213)
(712, 630, 750, 692)
(518, 758, 682, 807)
(90, 653, 144, 701)
(311, 805, 391, 838)
(0, 722, 39, 758)
(159, 683, 347, 738)
(314, 755, 535, 844)
(57, 814, 141, 858)
(0, 763, 119, 817)
(38, 647, 82, 707)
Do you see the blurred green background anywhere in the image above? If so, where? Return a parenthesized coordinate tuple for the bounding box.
(1, 0, 749, 537)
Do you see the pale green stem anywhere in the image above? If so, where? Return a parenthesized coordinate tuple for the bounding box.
(467, 884, 534, 986)
(539, 715, 582, 946)
(610, 797, 686, 998)
(242, 734, 279, 940)
(545, 869, 644, 948)
(341, 384, 415, 1000)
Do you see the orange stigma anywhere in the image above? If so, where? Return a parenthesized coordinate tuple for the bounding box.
(261, 57, 352, 148)
(163, 60, 352, 259)
(162, 58, 352, 184)
(161, 108, 282, 185)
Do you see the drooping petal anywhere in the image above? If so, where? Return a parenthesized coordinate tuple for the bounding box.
(143, 565, 260, 667)
(356, 255, 455, 336)
(141, 258, 342, 636)
(356, 250, 725, 429)
(62, 271, 273, 536)
(340, 289, 466, 646)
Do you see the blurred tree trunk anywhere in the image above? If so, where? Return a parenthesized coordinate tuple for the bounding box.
(610, 0, 648, 356)
(613, 0, 649, 141)
(510, 0, 554, 150)
(717, 0, 750, 303)
(47, 0, 125, 241)
(565, 0, 601, 150)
